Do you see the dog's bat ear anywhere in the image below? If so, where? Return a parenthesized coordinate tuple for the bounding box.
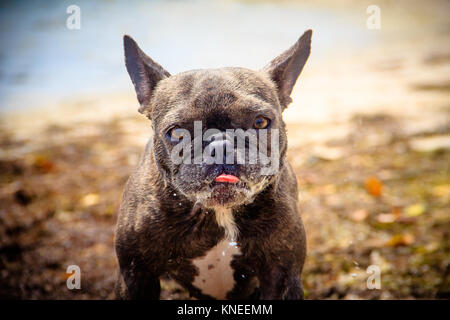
(123, 35, 171, 115)
(263, 29, 312, 110)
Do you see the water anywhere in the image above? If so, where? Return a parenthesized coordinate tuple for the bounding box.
(0, 0, 372, 112)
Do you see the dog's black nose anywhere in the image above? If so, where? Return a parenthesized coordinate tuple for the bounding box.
(203, 132, 240, 176)
(223, 164, 239, 176)
(204, 132, 235, 165)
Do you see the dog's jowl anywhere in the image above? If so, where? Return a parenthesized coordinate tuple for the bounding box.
(115, 30, 312, 299)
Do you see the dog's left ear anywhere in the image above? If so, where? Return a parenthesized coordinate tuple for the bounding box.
(124, 35, 171, 115)
(263, 29, 312, 110)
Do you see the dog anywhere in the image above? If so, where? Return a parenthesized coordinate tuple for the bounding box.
(115, 29, 312, 300)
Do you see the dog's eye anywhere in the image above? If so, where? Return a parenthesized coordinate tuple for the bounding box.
(253, 116, 270, 129)
(167, 127, 185, 141)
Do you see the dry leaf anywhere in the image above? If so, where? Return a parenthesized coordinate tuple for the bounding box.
(350, 209, 369, 221)
(33, 154, 55, 173)
(404, 203, 426, 217)
(80, 193, 100, 207)
(392, 206, 402, 218)
(432, 184, 450, 198)
(376, 213, 396, 223)
(365, 177, 383, 197)
(61, 272, 73, 280)
(386, 233, 414, 247)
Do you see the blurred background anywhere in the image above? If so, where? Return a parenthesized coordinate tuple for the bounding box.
(0, 0, 449, 299)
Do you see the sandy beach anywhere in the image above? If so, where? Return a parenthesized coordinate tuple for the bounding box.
(0, 0, 449, 299)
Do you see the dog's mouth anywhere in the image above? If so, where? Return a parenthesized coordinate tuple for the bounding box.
(210, 173, 247, 189)
(202, 173, 250, 207)
(186, 169, 269, 208)
(215, 173, 240, 183)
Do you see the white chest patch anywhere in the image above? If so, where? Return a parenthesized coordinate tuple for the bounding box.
(192, 239, 241, 299)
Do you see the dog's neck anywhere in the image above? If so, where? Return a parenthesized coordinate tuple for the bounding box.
(213, 207, 238, 241)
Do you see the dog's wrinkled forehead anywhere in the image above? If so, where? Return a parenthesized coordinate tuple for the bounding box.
(150, 68, 279, 126)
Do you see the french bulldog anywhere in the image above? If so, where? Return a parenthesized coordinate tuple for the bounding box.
(115, 29, 312, 300)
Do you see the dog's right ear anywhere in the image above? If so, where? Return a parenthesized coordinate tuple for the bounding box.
(124, 35, 171, 115)
(263, 30, 312, 110)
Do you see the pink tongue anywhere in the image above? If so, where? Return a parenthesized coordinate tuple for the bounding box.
(215, 174, 240, 183)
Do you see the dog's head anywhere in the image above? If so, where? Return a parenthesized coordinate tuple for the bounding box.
(124, 31, 311, 208)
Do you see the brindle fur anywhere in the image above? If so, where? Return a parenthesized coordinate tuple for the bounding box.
(115, 30, 312, 300)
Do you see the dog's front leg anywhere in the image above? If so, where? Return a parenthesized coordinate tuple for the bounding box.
(116, 262, 161, 300)
(258, 267, 304, 300)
